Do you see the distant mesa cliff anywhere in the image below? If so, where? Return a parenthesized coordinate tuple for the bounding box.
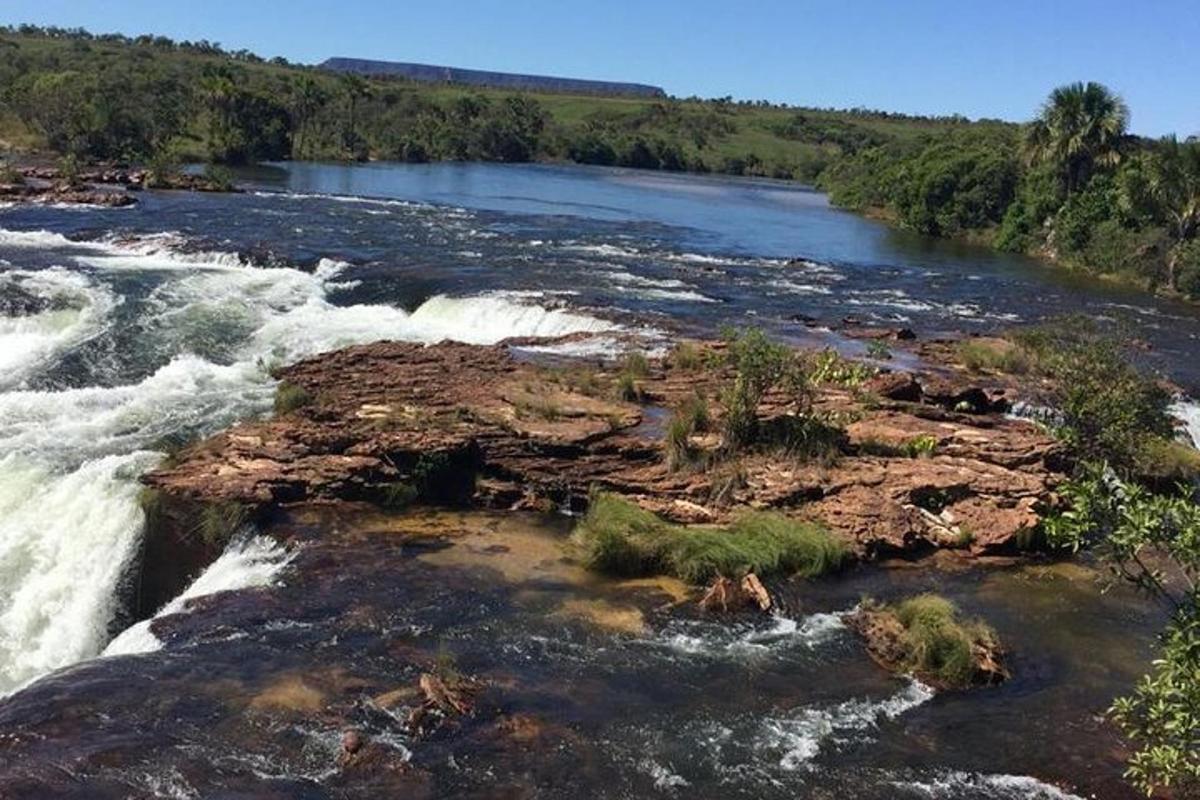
(320, 57, 666, 98)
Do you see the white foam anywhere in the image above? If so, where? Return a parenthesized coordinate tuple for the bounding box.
(1171, 398, 1200, 449)
(0, 228, 79, 248)
(406, 294, 618, 343)
(897, 771, 1085, 799)
(0, 226, 633, 691)
(761, 679, 935, 770)
(104, 535, 294, 657)
(0, 268, 118, 388)
(653, 611, 847, 658)
(0, 451, 160, 694)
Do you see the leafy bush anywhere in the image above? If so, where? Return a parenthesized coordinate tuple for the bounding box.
(1045, 466, 1200, 795)
(1013, 317, 1173, 472)
(718, 327, 807, 451)
(573, 492, 847, 583)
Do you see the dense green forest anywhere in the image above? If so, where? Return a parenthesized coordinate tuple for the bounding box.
(818, 83, 1200, 301)
(0, 24, 1197, 300)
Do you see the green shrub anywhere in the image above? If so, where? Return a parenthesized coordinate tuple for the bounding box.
(891, 594, 999, 689)
(273, 381, 313, 414)
(807, 348, 876, 387)
(573, 492, 847, 584)
(718, 327, 805, 451)
(202, 163, 235, 191)
(1013, 317, 1173, 473)
(1175, 239, 1200, 300)
(146, 144, 181, 187)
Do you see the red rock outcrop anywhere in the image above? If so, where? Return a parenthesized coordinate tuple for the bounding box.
(144, 340, 1065, 560)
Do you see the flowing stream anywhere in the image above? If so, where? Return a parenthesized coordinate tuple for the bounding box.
(0, 162, 1196, 797)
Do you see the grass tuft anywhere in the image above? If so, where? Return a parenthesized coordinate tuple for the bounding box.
(274, 381, 313, 414)
(890, 594, 1000, 689)
(664, 392, 712, 471)
(958, 339, 1032, 374)
(573, 492, 848, 584)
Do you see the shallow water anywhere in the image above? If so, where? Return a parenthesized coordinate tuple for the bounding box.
(0, 162, 1195, 795)
(0, 509, 1161, 799)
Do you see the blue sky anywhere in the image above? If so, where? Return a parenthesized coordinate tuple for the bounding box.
(4, 0, 1197, 137)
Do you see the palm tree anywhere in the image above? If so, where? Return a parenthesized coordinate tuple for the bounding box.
(290, 75, 327, 159)
(1023, 81, 1129, 193)
(338, 73, 371, 155)
(198, 67, 236, 160)
(1137, 136, 1200, 289)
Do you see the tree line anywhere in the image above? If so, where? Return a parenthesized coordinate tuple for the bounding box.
(1, 28, 1197, 301)
(818, 82, 1200, 301)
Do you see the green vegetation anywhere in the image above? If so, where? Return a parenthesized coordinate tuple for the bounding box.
(1012, 317, 1173, 475)
(899, 434, 938, 458)
(1022, 316, 1200, 794)
(957, 338, 1032, 374)
(666, 341, 706, 371)
(1046, 467, 1200, 796)
(820, 81, 1200, 301)
(2, 28, 1195, 300)
(573, 492, 847, 584)
(0, 25, 1008, 179)
(195, 501, 250, 546)
(664, 392, 712, 471)
(879, 594, 1002, 689)
(273, 381, 313, 414)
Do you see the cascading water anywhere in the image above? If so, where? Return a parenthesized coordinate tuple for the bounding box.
(0, 225, 623, 694)
(1172, 398, 1200, 449)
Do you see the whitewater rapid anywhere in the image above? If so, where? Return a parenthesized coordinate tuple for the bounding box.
(0, 225, 623, 693)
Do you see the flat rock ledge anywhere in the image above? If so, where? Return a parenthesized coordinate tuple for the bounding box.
(144, 339, 1066, 566)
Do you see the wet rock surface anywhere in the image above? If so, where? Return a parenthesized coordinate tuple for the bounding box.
(0, 509, 1156, 800)
(145, 340, 1066, 562)
(1, 164, 241, 207)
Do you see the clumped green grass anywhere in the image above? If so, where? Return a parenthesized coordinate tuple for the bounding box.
(900, 434, 938, 458)
(889, 594, 1000, 689)
(615, 372, 642, 402)
(664, 392, 712, 471)
(620, 350, 650, 379)
(274, 381, 313, 414)
(667, 341, 705, 371)
(193, 501, 250, 546)
(958, 339, 1032, 374)
(573, 492, 848, 584)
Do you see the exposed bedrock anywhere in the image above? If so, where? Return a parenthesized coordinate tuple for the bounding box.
(141, 339, 1066, 600)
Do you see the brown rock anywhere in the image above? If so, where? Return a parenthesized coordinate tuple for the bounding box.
(698, 573, 772, 613)
(143, 340, 1065, 563)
